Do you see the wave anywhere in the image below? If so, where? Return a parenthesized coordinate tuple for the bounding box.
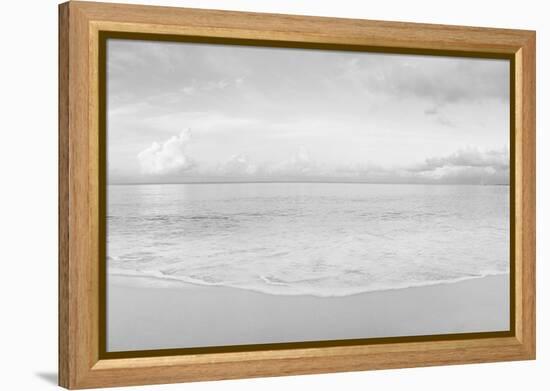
(109, 267, 232, 287)
(108, 267, 509, 298)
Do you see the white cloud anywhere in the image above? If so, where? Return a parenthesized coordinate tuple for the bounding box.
(134, 138, 508, 185)
(412, 148, 508, 172)
(181, 86, 196, 95)
(177, 78, 243, 97)
(269, 146, 315, 175)
(338, 55, 508, 105)
(409, 148, 509, 184)
(137, 129, 195, 175)
(221, 154, 258, 176)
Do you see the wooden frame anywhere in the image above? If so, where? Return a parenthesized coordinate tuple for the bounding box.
(59, 1, 536, 389)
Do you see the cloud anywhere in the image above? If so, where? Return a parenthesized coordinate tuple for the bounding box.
(424, 107, 439, 115)
(205, 147, 509, 184)
(178, 78, 243, 96)
(214, 147, 314, 178)
(339, 55, 508, 106)
(412, 148, 508, 171)
(409, 148, 509, 184)
(221, 154, 259, 176)
(137, 129, 195, 175)
(181, 86, 196, 95)
(133, 142, 509, 185)
(269, 146, 315, 176)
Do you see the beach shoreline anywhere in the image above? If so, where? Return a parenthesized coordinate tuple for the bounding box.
(107, 273, 510, 352)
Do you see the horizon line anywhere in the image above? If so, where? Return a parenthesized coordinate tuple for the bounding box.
(107, 181, 510, 186)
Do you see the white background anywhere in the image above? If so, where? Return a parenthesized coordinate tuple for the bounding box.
(0, 0, 546, 389)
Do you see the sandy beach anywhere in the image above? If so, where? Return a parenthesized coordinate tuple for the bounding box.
(107, 274, 509, 352)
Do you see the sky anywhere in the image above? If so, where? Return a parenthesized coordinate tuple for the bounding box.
(107, 39, 510, 184)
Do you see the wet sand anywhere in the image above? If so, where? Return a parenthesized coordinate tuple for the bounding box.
(107, 274, 509, 352)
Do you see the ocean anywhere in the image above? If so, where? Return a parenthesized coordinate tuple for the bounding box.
(107, 183, 509, 297)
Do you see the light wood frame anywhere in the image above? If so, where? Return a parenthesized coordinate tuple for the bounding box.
(59, 1, 536, 389)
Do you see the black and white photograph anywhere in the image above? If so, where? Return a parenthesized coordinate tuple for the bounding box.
(106, 39, 510, 352)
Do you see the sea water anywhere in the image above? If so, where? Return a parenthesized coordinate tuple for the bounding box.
(107, 183, 509, 297)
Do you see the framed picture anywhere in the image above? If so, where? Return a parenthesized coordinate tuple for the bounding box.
(58, 1, 536, 389)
